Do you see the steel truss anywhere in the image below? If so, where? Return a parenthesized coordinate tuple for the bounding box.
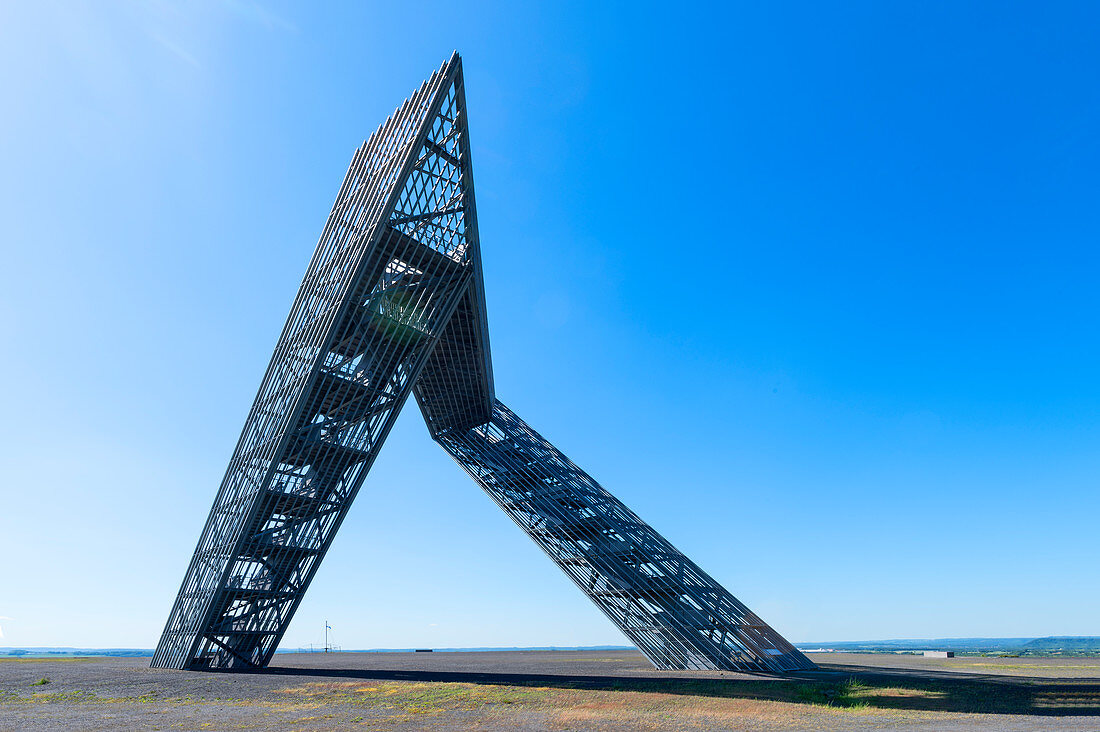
(152, 52, 812, 673)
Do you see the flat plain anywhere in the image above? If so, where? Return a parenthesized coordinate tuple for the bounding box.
(2, 650, 1098, 731)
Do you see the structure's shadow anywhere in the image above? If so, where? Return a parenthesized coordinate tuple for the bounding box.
(251, 663, 1100, 717)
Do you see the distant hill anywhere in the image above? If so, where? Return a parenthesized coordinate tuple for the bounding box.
(0, 647, 152, 657)
(797, 637, 1100, 655)
(1020, 637, 1100, 652)
(797, 638, 1030, 653)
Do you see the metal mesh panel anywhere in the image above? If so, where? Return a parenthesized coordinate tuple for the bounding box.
(435, 401, 812, 673)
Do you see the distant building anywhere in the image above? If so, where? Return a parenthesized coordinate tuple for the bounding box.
(923, 651, 955, 658)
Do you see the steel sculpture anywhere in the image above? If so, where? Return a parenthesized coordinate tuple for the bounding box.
(152, 53, 813, 673)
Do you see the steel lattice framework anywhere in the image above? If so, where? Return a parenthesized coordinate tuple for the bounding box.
(152, 53, 813, 674)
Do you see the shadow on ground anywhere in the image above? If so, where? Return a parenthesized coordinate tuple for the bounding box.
(239, 662, 1100, 717)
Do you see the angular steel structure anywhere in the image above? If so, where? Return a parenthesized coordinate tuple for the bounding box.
(152, 53, 812, 674)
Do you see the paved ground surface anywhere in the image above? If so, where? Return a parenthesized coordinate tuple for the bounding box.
(1, 650, 1098, 730)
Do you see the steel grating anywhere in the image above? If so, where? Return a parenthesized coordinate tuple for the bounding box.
(152, 52, 813, 673)
(436, 402, 809, 672)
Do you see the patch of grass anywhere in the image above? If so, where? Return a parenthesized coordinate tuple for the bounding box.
(31, 677, 50, 686)
(276, 680, 551, 715)
(29, 690, 104, 704)
(273, 677, 896, 725)
(1, 689, 209, 708)
(793, 678, 871, 710)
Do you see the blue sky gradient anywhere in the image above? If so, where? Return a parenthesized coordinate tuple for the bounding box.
(1, 1, 1097, 650)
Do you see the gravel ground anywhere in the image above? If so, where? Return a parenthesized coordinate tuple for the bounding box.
(1, 651, 1097, 731)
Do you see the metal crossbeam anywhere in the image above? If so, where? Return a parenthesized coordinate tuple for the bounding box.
(152, 52, 812, 673)
(390, 206, 464, 226)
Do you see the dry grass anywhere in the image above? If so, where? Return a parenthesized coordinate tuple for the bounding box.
(268, 679, 914, 728)
(275, 679, 551, 713)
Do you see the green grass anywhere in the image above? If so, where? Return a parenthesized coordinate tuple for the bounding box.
(30, 678, 50, 686)
(794, 678, 871, 709)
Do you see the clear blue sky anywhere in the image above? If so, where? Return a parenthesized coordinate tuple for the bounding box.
(1, 1, 1097, 650)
